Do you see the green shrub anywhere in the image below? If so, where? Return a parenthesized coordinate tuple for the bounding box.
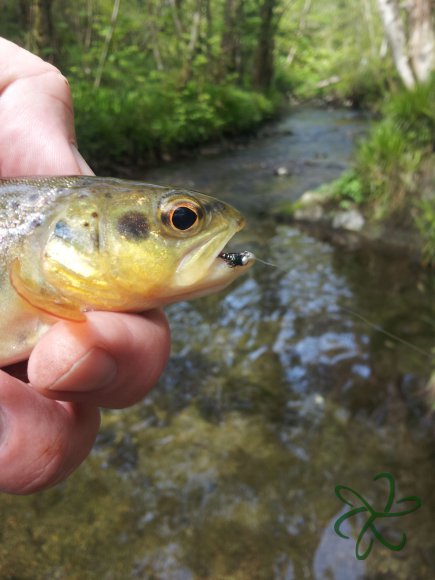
(384, 75, 435, 148)
(356, 119, 422, 217)
(330, 169, 365, 208)
(72, 80, 276, 171)
(331, 61, 392, 109)
(344, 78, 434, 220)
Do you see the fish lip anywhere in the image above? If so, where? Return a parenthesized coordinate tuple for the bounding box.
(174, 225, 255, 288)
(168, 248, 255, 303)
(175, 229, 231, 277)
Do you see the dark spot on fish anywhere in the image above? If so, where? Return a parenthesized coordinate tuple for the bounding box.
(83, 222, 90, 227)
(54, 220, 73, 242)
(29, 194, 38, 202)
(91, 211, 99, 218)
(116, 211, 149, 240)
(104, 192, 113, 199)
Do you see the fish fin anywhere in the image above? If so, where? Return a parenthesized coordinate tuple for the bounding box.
(9, 259, 86, 322)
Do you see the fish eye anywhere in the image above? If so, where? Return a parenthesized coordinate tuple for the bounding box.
(160, 196, 204, 236)
(170, 206, 198, 231)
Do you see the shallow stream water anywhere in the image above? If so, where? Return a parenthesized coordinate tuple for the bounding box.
(1, 108, 434, 579)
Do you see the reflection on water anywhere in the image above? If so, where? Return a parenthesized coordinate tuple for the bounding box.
(1, 109, 434, 579)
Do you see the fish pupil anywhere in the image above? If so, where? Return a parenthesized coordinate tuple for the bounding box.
(171, 206, 198, 231)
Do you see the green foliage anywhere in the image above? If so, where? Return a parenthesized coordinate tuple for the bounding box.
(274, 0, 393, 106)
(330, 170, 365, 209)
(211, 85, 274, 131)
(356, 119, 423, 218)
(332, 62, 394, 109)
(384, 77, 435, 148)
(329, 76, 434, 241)
(72, 80, 274, 170)
(0, 0, 283, 168)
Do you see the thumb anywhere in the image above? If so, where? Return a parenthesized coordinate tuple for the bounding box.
(0, 37, 93, 177)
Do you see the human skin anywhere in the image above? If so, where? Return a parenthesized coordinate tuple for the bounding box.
(0, 38, 171, 494)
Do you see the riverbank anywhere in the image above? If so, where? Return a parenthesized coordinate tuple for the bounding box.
(274, 186, 425, 263)
(72, 82, 279, 174)
(275, 80, 435, 265)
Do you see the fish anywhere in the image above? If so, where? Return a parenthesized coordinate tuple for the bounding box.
(0, 176, 255, 366)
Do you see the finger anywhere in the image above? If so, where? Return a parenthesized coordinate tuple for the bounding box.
(28, 310, 171, 409)
(0, 371, 100, 494)
(0, 37, 93, 176)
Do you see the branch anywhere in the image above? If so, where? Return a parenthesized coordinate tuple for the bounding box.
(94, 0, 121, 89)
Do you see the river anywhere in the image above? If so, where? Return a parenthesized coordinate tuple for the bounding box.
(1, 108, 434, 579)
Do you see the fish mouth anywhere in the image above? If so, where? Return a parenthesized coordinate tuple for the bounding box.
(172, 228, 255, 301)
(204, 245, 255, 284)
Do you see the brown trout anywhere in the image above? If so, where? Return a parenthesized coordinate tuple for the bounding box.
(0, 176, 255, 365)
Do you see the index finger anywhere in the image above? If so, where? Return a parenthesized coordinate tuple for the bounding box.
(27, 310, 171, 409)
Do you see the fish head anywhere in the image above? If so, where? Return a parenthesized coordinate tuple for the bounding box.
(10, 180, 255, 319)
(102, 186, 255, 307)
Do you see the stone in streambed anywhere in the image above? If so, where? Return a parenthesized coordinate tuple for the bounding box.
(332, 209, 365, 232)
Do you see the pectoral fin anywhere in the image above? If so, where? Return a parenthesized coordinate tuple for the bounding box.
(9, 259, 86, 322)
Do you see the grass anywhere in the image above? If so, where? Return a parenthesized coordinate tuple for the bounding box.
(327, 76, 435, 259)
(306, 75, 435, 261)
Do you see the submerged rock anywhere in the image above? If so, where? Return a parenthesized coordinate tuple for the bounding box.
(282, 190, 365, 232)
(293, 203, 325, 222)
(332, 209, 365, 232)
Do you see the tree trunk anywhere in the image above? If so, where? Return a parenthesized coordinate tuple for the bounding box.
(408, 0, 435, 83)
(221, 0, 240, 77)
(253, 0, 277, 92)
(181, 0, 204, 83)
(21, 0, 55, 60)
(376, 0, 416, 88)
(148, 18, 165, 72)
(362, 0, 377, 58)
(84, 0, 94, 50)
(286, 0, 312, 66)
(168, 0, 183, 37)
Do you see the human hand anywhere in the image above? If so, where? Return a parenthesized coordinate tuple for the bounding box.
(0, 38, 171, 494)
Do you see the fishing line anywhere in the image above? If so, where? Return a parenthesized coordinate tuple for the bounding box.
(339, 305, 434, 361)
(255, 256, 289, 271)
(254, 254, 435, 361)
